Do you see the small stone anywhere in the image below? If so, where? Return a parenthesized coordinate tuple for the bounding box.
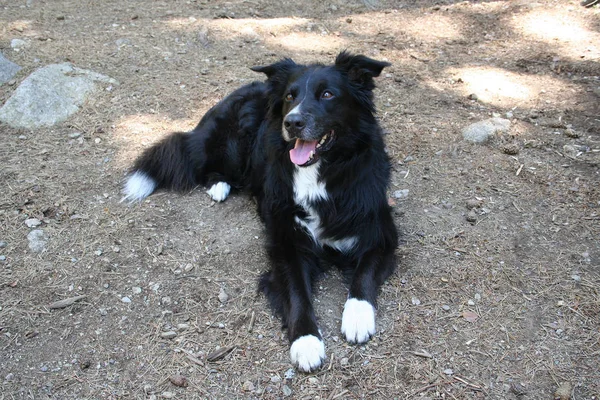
(466, 211, 477, 223)
(564, 128, 580, 138)
(5, 373, 14, 381)
(168, 374, 188, 387)
(563, 145, 579, 157)
(462, 118, 510, 143)
(502, 143, 520, 155)
(474, 293, 481, 301)
(340, 357, 349, 366)
(442, 305, 450, 311)
(467, 93, 478, 100)
(218, 288, 229, 303)
(161, 392, 175, 399)
(68, 132, 82, 138)
(143, 384, 153, 394)
(282, 385, 292, 397)
(393, 189, 409, 199)
(0, 241, 6, 248)
(27, 229, 48, 253)
(271, 375, 282, 383)
(443, 368, 453, 375)
(24, 218, 42, 228)
(161, 331, 177, 339)
(94, 248, 103, 256)
(218, 323, 225, 329)
(511, 382, 527, 396)
(184, 263, 194, 272)
(284, 368, 295, 380)
(403, 155, 414, 163)
(411, 297, 421, 306)
(177, 323, 189, 331)
(0, 256, 6, 262)
(242, 381, 255, 391)
(467, 299, 475, 306)
(11, 38, 29, 50)
(132, 287, 142, 294)
(308, 377, 318, 385)
(571, 275, 581, 282)
(554, 382, 571, 400)
(466, 199, 481, 209)
(121, 296, 131, 303)
(40, 366, 48, 372)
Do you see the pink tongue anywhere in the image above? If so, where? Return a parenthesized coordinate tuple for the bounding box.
(289, 139, 318, 165)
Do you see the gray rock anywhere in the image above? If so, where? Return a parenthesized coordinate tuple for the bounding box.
(0, 53, 22, 85)
(27, 229, 48, 253)
(462, 118, 510, 143)
(0, 63, 118, 129)
(10, 39, 29, 51)
(24, 218, 42, 228)
(393, 189, 409, 199)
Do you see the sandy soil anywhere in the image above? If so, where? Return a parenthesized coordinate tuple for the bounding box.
(1, 0, 599, 399)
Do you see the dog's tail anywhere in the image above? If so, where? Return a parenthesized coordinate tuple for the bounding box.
(121, 131, 202, 203)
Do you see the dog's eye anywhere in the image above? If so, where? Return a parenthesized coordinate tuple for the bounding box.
(321, 91, 334, 100)
(285, 93, 294, 102)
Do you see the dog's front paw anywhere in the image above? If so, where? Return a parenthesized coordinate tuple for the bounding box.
(341, 298, 376, 344)
(207, 182, 231, 202)
(290, 335, 326, 373)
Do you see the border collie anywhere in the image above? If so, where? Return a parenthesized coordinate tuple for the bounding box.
(123, 52, 399, 372)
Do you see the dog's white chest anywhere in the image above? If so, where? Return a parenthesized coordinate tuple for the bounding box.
(292, 163, 357, 253)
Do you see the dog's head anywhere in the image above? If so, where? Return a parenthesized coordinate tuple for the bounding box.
(252, 51, 390, 167)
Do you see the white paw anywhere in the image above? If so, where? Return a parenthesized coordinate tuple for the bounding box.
(341, 298, 376, 344)
(207, 182, 231, 202)
(121, 171, 157, 203)
(289, 335, 326, 373)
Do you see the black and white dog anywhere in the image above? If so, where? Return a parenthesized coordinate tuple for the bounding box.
(123, 52, 399, 372)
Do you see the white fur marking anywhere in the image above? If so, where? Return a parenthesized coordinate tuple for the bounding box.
(207, 182, 231, 202)
(121, 171, 157, 203)
(292, 164, 356, 253)
(321, 236, 358, 253)
(293, 162, 327, 207)
(341, 298, 376, 344)
(289, 335, 326, 372)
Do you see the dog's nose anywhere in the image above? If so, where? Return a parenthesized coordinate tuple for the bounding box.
(283, 114, 306, 136)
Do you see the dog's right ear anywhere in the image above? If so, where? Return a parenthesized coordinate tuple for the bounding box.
(250, 58, 297, 79)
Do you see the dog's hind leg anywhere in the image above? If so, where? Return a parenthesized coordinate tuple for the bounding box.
(341, 247, 396, 344)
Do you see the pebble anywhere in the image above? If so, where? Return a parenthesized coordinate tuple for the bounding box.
(443, 368, 454, 375)
(474, 293, 481, 301)
(271, 375, 281, 383)
(94, 248, 103, 256)
(5, 373, 14, 381)
(411, 297, 421, 306)
(563, 145, 579, 157)
(466, 199, 481, 209)
(132, 287, 142, 294)
(403, 155, 414, 163)
(282, 385, 292, 397)
(462, 118, 510, 143)
(121, 296, 131, 303)
(161, 331, 177, 339)
(502, 143, 520, 155)
(10, 38, 29, 50)
(27, 229, 48, 253)
(161, 392, 175, 399)
(340, 357, 349, 366)
(242, 381, 255, 391)
(218, 288, 229, 303)
(442, 305, 450, 311)
(40, 366, 48, 372)
(0, 255, 6, 262)
(177, 323, 189, 330)
(308, 377, 318, 385)
(24, 218, 42, 228)
(467, 299, 475, 306)
(466, 210, 477, 223)
(68, 132, 81, 138)
(571, 275, 581, 282)
(0, 241, 6, 248)
(564, 128, 580, 138)
(284, 368, 295, 380)
(393, 189, 409, 199)
(218, 323, 225, 329)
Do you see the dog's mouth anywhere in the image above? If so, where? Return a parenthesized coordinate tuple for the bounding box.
(289, 131, 335, 167)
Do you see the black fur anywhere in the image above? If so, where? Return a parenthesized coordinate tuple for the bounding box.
(125, 51, 399, 371)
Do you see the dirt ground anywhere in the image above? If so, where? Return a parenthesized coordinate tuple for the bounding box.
(1, 0, 599, 398)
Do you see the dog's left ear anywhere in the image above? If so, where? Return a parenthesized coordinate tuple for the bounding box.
(335, 51, 391, 87)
